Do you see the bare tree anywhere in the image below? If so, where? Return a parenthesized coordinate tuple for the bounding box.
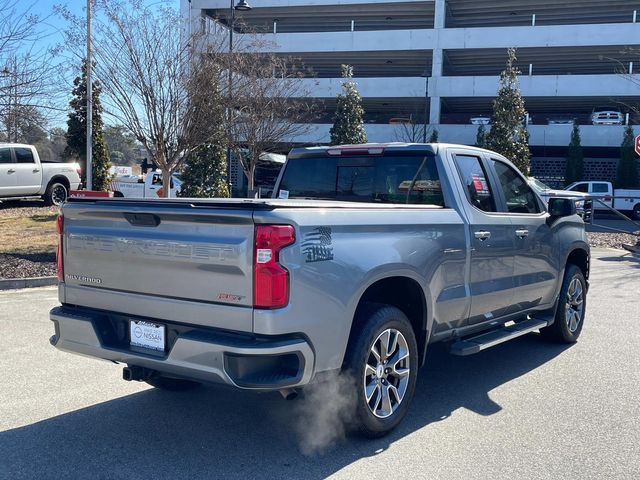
(229, 52, 316, 195)
(59, 1, 315, 196)
(393, 113, 437, 144)
(614, 47, 640, 117)
(59, 0, 230, 196)
(1, 1, 63, 140)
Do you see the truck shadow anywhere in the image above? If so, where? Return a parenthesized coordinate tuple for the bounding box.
(0, 334, 570, 479)
(596, 253, 640, 270)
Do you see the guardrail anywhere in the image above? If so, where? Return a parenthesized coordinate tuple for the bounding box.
(587, 196, 640, 255)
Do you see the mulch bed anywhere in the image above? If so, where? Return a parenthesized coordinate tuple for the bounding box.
(0, 201, 59, 279)
(0, 252, 56, 279)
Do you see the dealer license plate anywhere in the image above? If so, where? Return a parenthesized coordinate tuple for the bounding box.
(130, 320, 165, 352)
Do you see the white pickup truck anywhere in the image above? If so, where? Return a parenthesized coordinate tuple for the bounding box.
(0, 143, 82, 206)
(566, 181, 640, 220)
(110, 171, 181, 198)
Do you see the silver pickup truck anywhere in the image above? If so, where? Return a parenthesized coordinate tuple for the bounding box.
(50, 143, 589, 437)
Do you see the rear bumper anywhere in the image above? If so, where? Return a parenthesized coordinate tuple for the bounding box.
(49, 306, 315, 390)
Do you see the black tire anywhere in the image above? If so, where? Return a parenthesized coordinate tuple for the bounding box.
(540, 264, 587, 343)
(44, 181, 68, 206)
(633, 204, 640, 221)
(343, 303, 419, 438)
(113, 191, 124, 198)
(145, 376, 201, 391)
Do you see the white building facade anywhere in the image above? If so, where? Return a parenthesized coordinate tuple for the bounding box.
(183, 0, 640, 185)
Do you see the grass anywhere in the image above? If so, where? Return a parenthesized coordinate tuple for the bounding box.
(0, 213, 58, 255)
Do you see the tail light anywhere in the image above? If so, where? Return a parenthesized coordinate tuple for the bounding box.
(56, 214, 64, 282)
(76, 166, 82, 178)
(254, 225, 295, 309)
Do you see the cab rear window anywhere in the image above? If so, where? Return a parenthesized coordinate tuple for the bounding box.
(277, 155, 445, 206)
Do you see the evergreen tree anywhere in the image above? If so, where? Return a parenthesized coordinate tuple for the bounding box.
(486, 48, 531, 174)
(565, 122, 584, 185)
(65, 59, 111, 191)
(429, 128, 439, 143)
(616, 125, 639, 188)
(179, 141, 230, 198)
(475, 124, 487, 148)
(330, 65, 367, 145)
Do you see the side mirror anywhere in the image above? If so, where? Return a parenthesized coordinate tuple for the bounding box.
(548, 197, 576, 220)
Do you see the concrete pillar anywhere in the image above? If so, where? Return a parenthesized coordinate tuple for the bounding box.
(429, 96, 441, 126)
(429, 48, 443, 125)
(434, 0, 446, 29)
(429, 1, 445, 125)
(431, 48, 443, 76)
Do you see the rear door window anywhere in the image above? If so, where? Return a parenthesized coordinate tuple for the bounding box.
(592, 183, 609, 193)
(14, 147, 35, 164)
(453, 154, 496, 212)
(0, 147, 12, 164)
(278, 155, 445, 206)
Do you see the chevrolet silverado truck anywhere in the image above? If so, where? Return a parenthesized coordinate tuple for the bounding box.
(50, 143, 589, 437)
(0, 143, 82, 206)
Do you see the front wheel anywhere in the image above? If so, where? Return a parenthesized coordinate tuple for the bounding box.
(343, 304, 418, 438)
(633, 204, 640, 221)
(540, 264, 587, 343)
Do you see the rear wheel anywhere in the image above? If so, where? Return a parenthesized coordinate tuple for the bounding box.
(44, 181, 68, 206)
(145, 376, 201, 391)
(540, 264, 586, 343)
(343, 304, 418, 438)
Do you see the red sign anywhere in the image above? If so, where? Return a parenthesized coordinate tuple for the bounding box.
(636, 135, 640, 156)
(70, 190, 113, 198)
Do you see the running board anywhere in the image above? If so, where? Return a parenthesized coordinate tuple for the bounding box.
(450, 318, 549, 356)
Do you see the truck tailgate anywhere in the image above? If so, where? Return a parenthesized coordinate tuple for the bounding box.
(60, 200, 255, 330)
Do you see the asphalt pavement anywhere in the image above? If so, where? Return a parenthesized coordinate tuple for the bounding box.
(1, 249, 639, 479)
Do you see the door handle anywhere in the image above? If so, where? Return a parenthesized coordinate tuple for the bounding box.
(32, 169, 40, 173)
(474, 231, 491, 241)
(515, 229, 529, 238)
(7, 169, 15, 173)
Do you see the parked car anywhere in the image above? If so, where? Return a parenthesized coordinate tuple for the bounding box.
(566, 180, 640, 219)
(547, 115, 576, 125)
(591, 106, 624, 126)
(528, 177, 592, 220)
(0, 143, 81, 206)
(109, 170, 182, 198)
(470, 116, 491, 125)
(50, 143, 589, 437)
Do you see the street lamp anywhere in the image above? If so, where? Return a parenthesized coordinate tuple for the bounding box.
(227, 0, 252, 196)
(421, 68, 430, 143)
(234, 0, 252, 11)
(1, 64, 18, 143)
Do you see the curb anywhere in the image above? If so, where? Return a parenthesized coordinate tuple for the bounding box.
(0, 276, 57, 290)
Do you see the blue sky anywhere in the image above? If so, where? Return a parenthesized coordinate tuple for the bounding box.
(33, 0, 180, 46)
(23, 0, 180, 128)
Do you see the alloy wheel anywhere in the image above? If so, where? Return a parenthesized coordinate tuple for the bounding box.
(52, 185, 67, 206)
(565, 277, 584, 333)
(363, 328, 410, 419)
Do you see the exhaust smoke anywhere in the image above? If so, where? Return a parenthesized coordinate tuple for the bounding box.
(291, 372, 358, 455)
